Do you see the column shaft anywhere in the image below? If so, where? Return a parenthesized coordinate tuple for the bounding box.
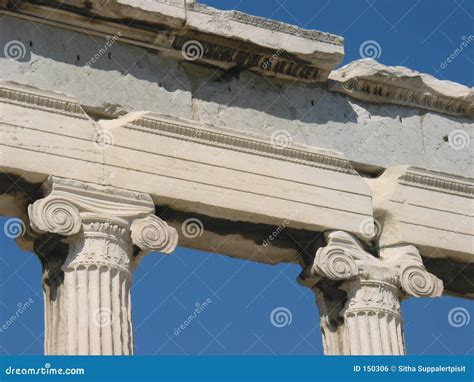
(28, 176, 178, 355)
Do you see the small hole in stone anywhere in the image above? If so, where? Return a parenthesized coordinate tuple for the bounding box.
(76, 54, 80, 61)
(311, 99, 314, 106)
(108, 52, 111, 59)
(443, 135, 449, 143)
(29, 41, 33, 47)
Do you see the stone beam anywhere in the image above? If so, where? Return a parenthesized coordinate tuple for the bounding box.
(1, 81, 472, 297)
(0, 81, 374, 240)
(367, 166, 473, 263)
(0, 0, 344, 83)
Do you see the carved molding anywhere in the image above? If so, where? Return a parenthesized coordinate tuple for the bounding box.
(127, 115, 357, 175)
(171, 35, 329, 82)
(399, 168, 473, 198)
(1, 0, 343, 83)
(0, 85, 88, 119)
(336, 78, 473, 117)
(380, 245, 444, 298)
(131, 215, 178, 254)
(187, 2, 343, 46)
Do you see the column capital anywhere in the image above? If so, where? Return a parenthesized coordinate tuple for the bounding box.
(28, 176, 178, 255)
(312, 230, 443, 298)
(305, 230, 443, 355)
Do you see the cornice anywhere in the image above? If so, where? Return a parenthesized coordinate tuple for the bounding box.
(333, 77, 473, 117)
(399, 168, 473, 198)
(329, 59, 474, 117)
(0, 0, 343, 83)
(186, 2, 343, 47)
(0, 84, 88, 119)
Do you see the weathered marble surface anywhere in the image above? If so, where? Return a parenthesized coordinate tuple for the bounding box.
(1, 14, 471, 177)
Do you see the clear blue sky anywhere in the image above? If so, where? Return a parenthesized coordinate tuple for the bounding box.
(0, 0, 473, 356)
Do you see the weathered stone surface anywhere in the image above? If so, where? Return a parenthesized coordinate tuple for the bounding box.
(0, 81, 374, 240)
(301, 231, 443, 355)
(329, 59, 474, 117)
(367, 166, 473, 263)
(0, 0, 343, 83)
(28, 176, 178, 355)
(0, 0, 473, 358)
(1, 15, 472, 177)
(185, 1, 344, 71)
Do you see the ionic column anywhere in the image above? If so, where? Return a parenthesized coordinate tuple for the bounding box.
(301, 231, 443, 355)
(28, 176, 178, 355)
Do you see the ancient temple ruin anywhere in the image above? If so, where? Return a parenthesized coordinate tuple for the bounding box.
(0, 0, 472, 355)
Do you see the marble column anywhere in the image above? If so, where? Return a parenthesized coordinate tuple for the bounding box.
(300, 231, 443, 355)
(28, 176, 178, 355)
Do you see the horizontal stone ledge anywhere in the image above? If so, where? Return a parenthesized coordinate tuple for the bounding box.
(0, 81, 374, 240)
(329, 59, 474, 117)
(0, 0, 344, 83)
(0, 81, 472, 295)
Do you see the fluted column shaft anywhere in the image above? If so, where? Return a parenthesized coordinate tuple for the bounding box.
(28, 177, 178, 355)
(304, 231, 443, 355)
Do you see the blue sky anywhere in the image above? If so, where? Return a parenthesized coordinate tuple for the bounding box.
(0, 0, 473, 356)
